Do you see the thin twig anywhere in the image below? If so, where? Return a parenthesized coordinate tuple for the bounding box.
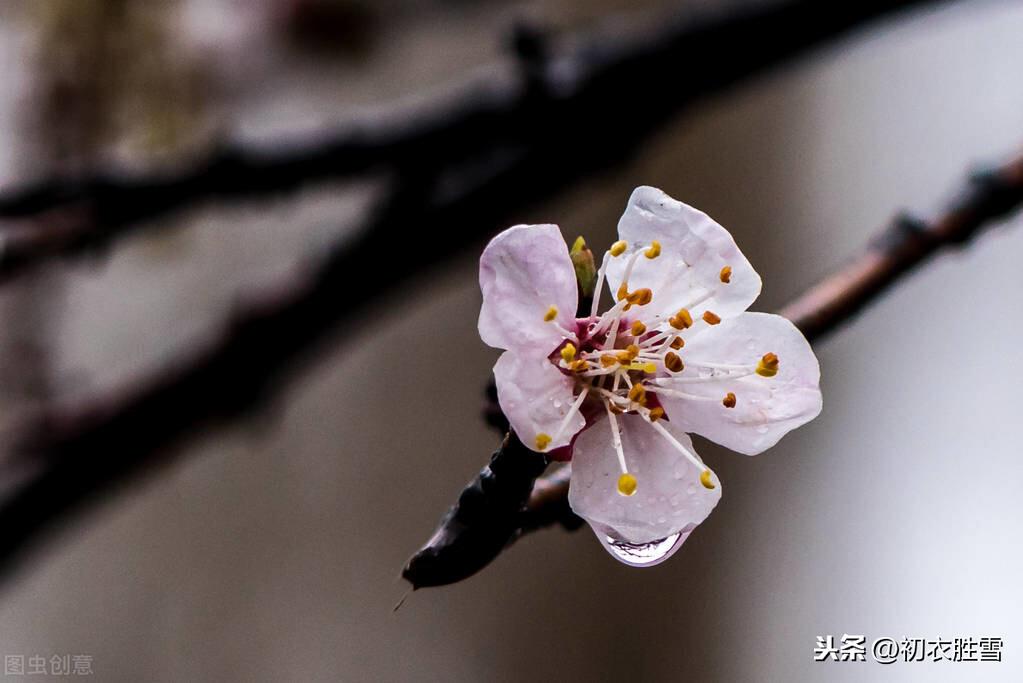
(504, 151, 1023, 556)
(0, 0, 934, 281)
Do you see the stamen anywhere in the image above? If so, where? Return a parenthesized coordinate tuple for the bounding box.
(664, 352, 684, 373)
(647, 386, 722, 401)
(604, 402, 629, 474)
(648, 406, 665, 421)
(590, 251, 610, 319)
(700, 469, 716, 489)
(630, 320, 647, 336)
(617, 473, 638, 496)
(722, 392, 737, 408)
(670, 336, 685, 349)
(628, 384, 647, 405)
(627, 361, 657, 373)
(610, 240, 627, 257)
(560, 343, 577, 363)
(600, 354, 619, 368)
(756, 352, 779, 377)
(535, 433, 552, 451)
(702, 310, 721, 325)
(647, 369, 757, 385)
(543, 306, 558, 322)
(647, 419, 707, 472)
(550, 387, 591, 443)
(644, 241, 661, 259)
(669, 308, 693, 330)
(569, 359, 589, 372)
(719, 265, 732, 283)
(627, 288, 653, 306)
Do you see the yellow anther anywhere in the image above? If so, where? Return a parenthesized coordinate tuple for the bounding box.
(629, 288, 653, 306)
(723, 392, 737, 408)
(669, 336, 685, 350)
(569, 359, 589, 372)
(664, 351, 684, 373)
(535, 433, 552, 451)
(617, 473, 638, 496)
(628, 384, 647, 405)
(627, 361, 657, 373)
(600, 354, 619, 368)
(644, 240, 661, 259)
(617, 345, 639, 363)
(670, 308, 693, 330)
(756, 352, 779, 377)
(648, 406, 665, 422)
(719, 265, 732, 283)
(702, 310, 721, 325)
(544, 305, 558, 322)
(560, 343, 577, 363)
(630, 320, 647, 336)
(700, 469, 716, 490)
(616, 283, 629, 301)
(610, 240, 628, 257)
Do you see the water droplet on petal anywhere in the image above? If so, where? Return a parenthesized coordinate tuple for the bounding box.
(756, 425, 769, 434)
(673, 462, 686, 480)
(596, 531, 684, 567)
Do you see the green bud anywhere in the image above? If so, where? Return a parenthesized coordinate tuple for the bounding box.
(569, 236, 597, 297)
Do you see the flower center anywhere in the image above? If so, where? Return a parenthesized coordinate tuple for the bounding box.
(536, 239, 781, 497)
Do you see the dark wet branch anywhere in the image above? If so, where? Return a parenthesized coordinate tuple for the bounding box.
(403, 150, 1023, 589)
(0, 0, 935, 282)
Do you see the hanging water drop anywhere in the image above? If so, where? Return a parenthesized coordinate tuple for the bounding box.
(596, 531, 685, 567)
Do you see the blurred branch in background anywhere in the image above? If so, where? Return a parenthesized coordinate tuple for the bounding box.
(404, 151, 1023, 588)
(0, 0, 982, 585)
(0, 0, 934, 281)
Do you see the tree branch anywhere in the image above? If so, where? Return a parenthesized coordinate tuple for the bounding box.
(0, 0, 934, 281)
(0, 0, 968, 583)
(404, 150, 1023, 588)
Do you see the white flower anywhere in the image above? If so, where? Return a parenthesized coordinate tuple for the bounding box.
(479, 187, 822, 561)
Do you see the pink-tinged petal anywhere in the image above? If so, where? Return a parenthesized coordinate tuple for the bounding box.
(568, 413, 721, 544)
(479, 224, 579, 353)
(494, 351, 585, 453)
(605, 186, 761, 322)
(656, 312, 821, 455)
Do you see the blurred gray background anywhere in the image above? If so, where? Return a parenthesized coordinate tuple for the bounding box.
(0, 0, 1021, 681)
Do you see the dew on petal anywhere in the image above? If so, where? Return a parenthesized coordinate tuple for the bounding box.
(596, 531, 685, 567)
(672, 462, 687, 480)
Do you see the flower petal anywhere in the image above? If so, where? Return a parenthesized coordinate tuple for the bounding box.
(606, 186, 761, 322)
(568, 412, 721, 544)
(655, 312, 821, 455)
(493, 350, 585, 453)
(479, 224, 579, 353)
